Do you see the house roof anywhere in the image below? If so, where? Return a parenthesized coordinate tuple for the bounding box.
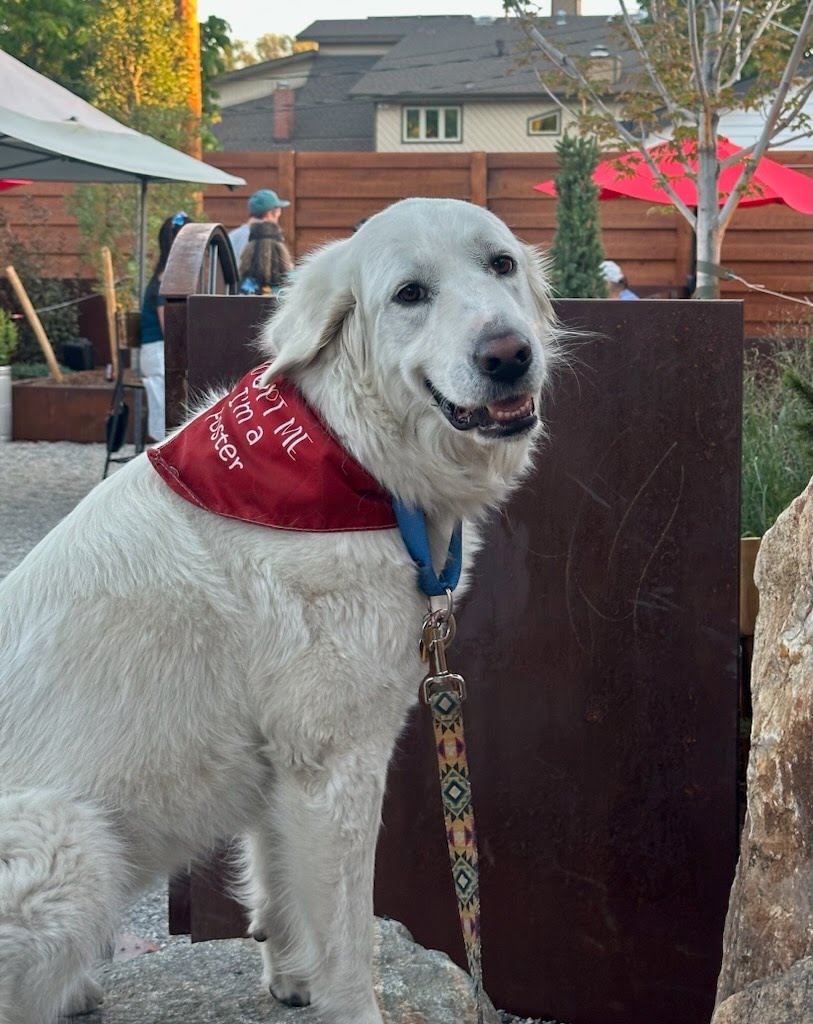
(297, 16, 475, 46)
(350, 15, 639, 101)
(212, 55, 378, 151)
(213, 13, 643, 152)
(212, 50, 314, 87)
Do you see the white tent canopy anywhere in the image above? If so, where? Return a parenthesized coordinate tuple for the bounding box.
(0, 49, 245, 293)
(0, 49, 244, 187)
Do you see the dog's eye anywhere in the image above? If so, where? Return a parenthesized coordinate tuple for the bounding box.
(491, 254, 516, 276)
(395, 282, 428, 304)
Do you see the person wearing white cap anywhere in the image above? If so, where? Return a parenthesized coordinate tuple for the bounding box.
(600, 260, 639, 300)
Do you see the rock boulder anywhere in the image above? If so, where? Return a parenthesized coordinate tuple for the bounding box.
(716, 479, 813, 1007)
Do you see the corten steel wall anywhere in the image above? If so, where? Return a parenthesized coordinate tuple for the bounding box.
(163, 293, 743, 1024)
(0, 150, 809, 334)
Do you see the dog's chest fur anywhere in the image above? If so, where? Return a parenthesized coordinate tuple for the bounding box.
(0, 456, 466, 871)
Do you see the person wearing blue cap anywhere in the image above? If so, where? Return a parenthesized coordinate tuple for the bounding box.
(229, 189, 290, 264)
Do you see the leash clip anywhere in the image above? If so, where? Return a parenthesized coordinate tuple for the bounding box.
(419, 595, 466, 705)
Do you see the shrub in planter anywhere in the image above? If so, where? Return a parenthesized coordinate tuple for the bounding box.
(0, 203, 80, 365)
(0, 308, 17, 442)
(0, 309, 17, 366)
(11, 362, 72, 381)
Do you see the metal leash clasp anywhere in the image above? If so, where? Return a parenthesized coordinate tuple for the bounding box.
(419, 588, 466, 704)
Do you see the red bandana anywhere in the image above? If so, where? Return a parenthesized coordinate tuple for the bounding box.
(148, 365, 397, 533)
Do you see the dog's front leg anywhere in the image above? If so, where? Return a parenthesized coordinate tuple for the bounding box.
(248, 756, 387, 1024)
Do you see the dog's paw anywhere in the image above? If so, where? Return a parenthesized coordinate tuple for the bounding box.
(61, 975, 104, 1016)
(266, 973, 311, 1008)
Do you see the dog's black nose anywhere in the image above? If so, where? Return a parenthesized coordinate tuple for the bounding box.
(475, 334, 533, 383)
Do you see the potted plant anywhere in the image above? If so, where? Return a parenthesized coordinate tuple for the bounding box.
(0, 308, 18, 442)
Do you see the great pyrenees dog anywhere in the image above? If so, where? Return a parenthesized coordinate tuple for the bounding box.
(0, 198, 556, 1024)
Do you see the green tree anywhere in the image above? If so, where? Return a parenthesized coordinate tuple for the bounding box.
(0, 0, 97, 97)
(255, 32, 294, 62)
(83, 0, 194, 145)
(509, 0, 813, 299)
(70, 0, 202, 304)
(549, 134, 608, 298)
(201, 15, 232, 121)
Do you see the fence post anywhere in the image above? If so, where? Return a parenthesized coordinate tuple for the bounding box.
(470, 151, 487, 207)
(279, 150, 297, 253)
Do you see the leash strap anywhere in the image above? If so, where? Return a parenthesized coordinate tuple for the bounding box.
(394, 500, 485, 1020)
(421, 605, 485, 1024)
(427, 685, 485, 1023)
(392, 499, 463, 597)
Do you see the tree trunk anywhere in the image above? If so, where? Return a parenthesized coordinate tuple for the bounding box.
(175, 0, 202, 159)
(694, 135, 722, 299)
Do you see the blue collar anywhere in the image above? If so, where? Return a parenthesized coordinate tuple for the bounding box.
(392, 499, 463, 598)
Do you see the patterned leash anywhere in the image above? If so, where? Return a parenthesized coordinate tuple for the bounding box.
(419, 592, 485, 1024)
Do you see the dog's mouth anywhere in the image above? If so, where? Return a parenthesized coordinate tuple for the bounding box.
(425, 380, 537, 438)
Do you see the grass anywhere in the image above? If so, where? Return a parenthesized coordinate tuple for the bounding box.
(741, 336, 813, 537)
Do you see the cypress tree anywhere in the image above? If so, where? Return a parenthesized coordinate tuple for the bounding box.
(550, 134, 608, 298)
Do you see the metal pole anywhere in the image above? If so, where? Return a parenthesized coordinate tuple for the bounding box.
(137, 178, 149, 302)
(133, 178, 149, 378)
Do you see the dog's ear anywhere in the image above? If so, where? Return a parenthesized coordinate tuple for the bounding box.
(259, 238, 355, 383)
(522, 242, 555, 323)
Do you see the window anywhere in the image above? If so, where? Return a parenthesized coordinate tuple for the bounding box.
(528, 111, 561, 136)
(403, 106, 462, 143)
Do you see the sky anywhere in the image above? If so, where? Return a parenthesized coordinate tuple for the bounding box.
(197, 0, 632, 46)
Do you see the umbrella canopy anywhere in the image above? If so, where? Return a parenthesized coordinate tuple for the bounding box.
(534, 136, 813, 215)
(0, 179, 31, 190)
(0, 48, 245, 295)
(0, 49, 243, 188)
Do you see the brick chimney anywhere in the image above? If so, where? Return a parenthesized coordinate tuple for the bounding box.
(273, 85, 295, 142)
(553, 0, 582, 18)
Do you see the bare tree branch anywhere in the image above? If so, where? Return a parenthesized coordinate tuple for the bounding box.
(687, 0, 709, 104)
(723, 0, 788, 89)
(713, 0, 744, 78)
(718, 0, 813, 229)
(618, 0, 694, 120)
(521, 18, 697, 224)
(533, 69, 582, 122)
(720, 78, 813, 169)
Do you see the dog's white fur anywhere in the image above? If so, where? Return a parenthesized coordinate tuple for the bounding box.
(0, 198, 555, 1024)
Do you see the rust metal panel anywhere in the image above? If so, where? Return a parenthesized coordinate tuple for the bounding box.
(164, 295, 277, 428)
(185, 295, 277, 399)
(374, 299, 743, 1023)
(11, 378, 139, 443)
(169, 298, 742, 1024)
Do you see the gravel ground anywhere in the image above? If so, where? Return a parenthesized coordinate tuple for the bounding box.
(0, 441, 110, 578)
(0, 441, 556, 1024)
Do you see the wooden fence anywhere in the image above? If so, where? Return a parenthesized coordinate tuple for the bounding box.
(1, 149, 810, 337)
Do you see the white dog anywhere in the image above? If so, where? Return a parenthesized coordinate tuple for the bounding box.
(0, 198, 556, 1024)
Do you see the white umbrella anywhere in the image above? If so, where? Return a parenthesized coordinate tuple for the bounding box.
(0, 49, 245, 293)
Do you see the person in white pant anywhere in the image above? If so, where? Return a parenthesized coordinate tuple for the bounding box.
(139, 212, 192, 441)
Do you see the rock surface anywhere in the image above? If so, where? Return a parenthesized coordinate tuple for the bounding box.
(63, 918, 500, 1024)
(716, 478, 813, 1005)
(712, 955, 813, 1024)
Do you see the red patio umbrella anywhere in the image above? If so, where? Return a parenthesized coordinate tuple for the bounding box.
(0, 179, 31, 190)
(534, 136, 813, 215)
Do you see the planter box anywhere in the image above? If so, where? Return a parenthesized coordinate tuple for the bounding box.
(12, 373, 140, 444)
(740, 536, 761, 637)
